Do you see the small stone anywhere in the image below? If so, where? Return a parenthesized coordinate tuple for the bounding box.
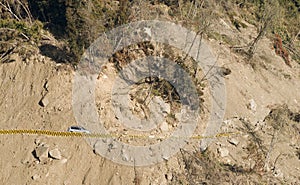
(225, 158, 231, 163)
(247, 99, 257, 112)
(49, 148, 62, 160)
(39, 96, 49, 107)
(160, 122, 169, 132)
(249, 160, 256, 170)
(219, 67, 231, 76)
(34, 138, 41, 145)
(165, 173, 173, 181)
(32, 174, 40, 180)
(44, 81, 49, 91)
(162, 156, 169, 161)
(218, 148, 229, 157)
(148, 135, 155, 139)
(273, 169, 283, 178)
(227, 138, 239, 146)
(34, 145, 49, 161)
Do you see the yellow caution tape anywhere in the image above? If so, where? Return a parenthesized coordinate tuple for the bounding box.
(0, 129, 241, 139)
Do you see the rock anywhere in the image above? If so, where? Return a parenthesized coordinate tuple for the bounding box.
(249, 160, 256, 170)
(227, 138, 239, 146)
(49, 148, 62, 160)
(160, 122, 169, 132)
(32, 174, 40, 180)
(273, 169, 284, 178)
(43, 81, 49, 91)
(102, 74, 108, 79)
(162, 155, 169, 161)
(144, 27, 152, 37)
(148, 135, 155, 139)
(247, 99, 257, 112)
(165, 173, 173, 181)
(39, 96, 49, 107)
(218, 148, 229, 157)
(34, 145, 49, 161)
(34, 138, 41, 145)
(219, 67, 231, 76)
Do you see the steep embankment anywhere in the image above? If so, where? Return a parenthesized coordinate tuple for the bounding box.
(0, 1, 300, 183)
(0, 22, 299, 184)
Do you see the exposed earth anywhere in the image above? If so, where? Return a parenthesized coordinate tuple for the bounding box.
(0, 1, 300, 185)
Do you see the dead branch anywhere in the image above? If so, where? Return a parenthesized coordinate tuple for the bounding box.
(15, 0, 33, 24)
(0, 1, 21, 21)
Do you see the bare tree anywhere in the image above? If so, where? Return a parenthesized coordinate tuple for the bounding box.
(247, 0, 280, 58)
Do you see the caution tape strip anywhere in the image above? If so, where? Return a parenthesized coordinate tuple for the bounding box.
(0, 129, 241, 139)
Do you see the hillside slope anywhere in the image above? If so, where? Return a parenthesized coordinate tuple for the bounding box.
(0, 0, 299, 184)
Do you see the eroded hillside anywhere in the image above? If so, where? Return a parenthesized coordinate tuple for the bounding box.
(0, 0, 300, 184)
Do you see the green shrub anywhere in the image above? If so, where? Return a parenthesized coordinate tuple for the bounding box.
(0, 19, 43, 42)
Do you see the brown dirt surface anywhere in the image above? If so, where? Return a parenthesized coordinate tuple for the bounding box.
(1, 15, 300, 185)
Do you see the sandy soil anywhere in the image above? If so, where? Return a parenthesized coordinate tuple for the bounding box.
(0, 18, 299, 184)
